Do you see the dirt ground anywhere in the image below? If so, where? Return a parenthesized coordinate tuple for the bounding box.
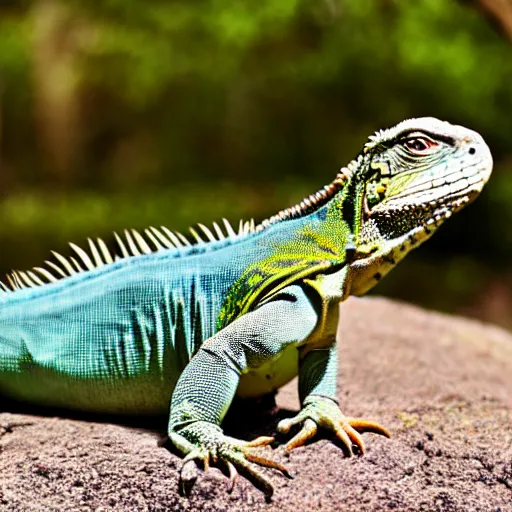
(0, 297, 511, 511)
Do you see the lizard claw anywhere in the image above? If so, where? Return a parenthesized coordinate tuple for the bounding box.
(282, 418, 319, 453)
(344, 417, 391, 438)
(243, 449, 293, 479)
(277, 396, 391, 456)
(169, 423, 289, 501)
(179, 458, 200, 497)
(223, 460, 238, 493)
(244, 435, 275, 448)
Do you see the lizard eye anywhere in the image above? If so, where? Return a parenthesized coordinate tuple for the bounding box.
(403, 137, 437, 154)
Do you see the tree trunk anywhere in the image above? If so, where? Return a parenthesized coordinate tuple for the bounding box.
(31, 0, 83, 185)
(465, 0, 512, 42)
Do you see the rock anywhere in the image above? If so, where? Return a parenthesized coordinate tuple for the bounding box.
(0, 297, 511, 511)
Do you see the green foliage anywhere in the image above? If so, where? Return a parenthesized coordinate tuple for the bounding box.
(0, 14, 31, 121)
(0, 17, 29, 79)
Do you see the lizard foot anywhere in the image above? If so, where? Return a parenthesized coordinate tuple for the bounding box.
(277, 396, 390, 456)
(169, 421, 291, 501)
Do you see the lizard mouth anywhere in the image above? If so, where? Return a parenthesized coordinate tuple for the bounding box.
(366, 189, 476, 233)
(362, 169, 486, 242)
(363, 159, 489, 229)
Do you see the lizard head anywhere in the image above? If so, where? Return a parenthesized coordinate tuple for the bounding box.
(354, 117, 492, 248)
(258, 116, 492, 272)
(344, 117, 493, 294)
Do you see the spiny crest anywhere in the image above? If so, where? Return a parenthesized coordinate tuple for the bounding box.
(1, 219, 256, 293)
(256, 160, 359, 232)
(1, 159, 361, 295)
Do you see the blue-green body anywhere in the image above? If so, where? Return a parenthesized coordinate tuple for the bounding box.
(0, 211, 326, 413)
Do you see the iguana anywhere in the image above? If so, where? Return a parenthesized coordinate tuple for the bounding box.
(0, 118, 492, 500)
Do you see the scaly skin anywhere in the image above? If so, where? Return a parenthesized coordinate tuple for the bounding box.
(0, 118, 492, 500)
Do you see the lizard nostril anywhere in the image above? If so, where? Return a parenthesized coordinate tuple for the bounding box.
(468, 147, 476, 155)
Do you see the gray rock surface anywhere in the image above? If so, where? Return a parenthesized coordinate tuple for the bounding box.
(0, 297, 511, 511)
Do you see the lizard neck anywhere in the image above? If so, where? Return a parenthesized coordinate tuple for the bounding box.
(216, 200, 353, 330)
(348, 220, 436, 296)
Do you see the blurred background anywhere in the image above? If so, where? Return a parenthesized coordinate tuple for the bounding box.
(0, 0, 511, 327)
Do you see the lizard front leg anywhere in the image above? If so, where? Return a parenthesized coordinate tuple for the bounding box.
(167, 285, 318, 500)
(277, 343, 391, 455)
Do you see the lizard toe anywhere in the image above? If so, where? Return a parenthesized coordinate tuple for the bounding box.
(345, 417, 391, 438)
(283, 418, 318, 452)
(178, 458, 201, 497)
